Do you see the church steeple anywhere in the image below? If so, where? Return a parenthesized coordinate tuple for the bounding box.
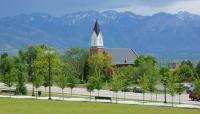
(90, 20, 105, 54)
(94, 20, 100, 36)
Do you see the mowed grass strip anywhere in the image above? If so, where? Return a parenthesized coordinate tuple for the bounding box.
(0, 98, 199, 114)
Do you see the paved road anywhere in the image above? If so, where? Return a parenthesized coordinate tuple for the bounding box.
(0, 83, 199, 105)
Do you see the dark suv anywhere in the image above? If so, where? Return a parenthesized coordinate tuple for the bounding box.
(132, 86, 142, 93)
(189, 91, 199, 101)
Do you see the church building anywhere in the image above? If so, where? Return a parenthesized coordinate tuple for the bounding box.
(90, 20, 138, 66)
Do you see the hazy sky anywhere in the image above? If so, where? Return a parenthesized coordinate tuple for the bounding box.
(0, 0, 200, 18)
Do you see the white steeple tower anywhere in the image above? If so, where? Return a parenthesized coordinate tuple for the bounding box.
(90, 20, 105, 54)
(91, 20, 104, 48)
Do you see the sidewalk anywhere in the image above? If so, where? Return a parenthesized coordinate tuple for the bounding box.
(0, 95, 199, 109)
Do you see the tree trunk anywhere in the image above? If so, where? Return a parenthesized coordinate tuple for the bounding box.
(9, 86, 12, 98)
(62, 89, 64, 100)
(90, 92, 91, 101)
(179, 94, 181, 104)
(98, 90, 99, 96)
(35, 88, 37, 100)
(116, 92, 118, 104)
(151, 92, 153, 102)
(124, 92, 126, 101)
(156, 92, 157, 102)
(45, 87, 46, 96)
(32, 83, 35, 96)
(70, 88, 73, 96)
(143, 93, 145, 104)
(172, 96, 174, 107)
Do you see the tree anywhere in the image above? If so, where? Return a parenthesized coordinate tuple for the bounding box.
(86, 76, 95, 101)
(160, 67, 170, 78)
(147, 68, 159, 101)
(175, 83, 185, 104)
(67, 74, 79, 96)
(179, 64, 194, 81)
(13, 50, 28, 95)
(168, 72, 176, 106)
(89, 71, 103, 96)
(140, 73, 148, 104)
(173, 68, 185, 104)
(193, 77, 200, 102)
(180, 60, 193, 69)
(195, 61, 200, 78)
(3, 72, 15, 97)
(55, 74, 67, 100)
(33, 45, 63, 96)
(64, 48, 88, 81)
(116, 67, 131, 100)
(25, 46, 37, 96)
(110, 75, 122, 103)
(0, 53, 12, 80)
(32, 67, 44, 99)
(88, 53, 112, 79)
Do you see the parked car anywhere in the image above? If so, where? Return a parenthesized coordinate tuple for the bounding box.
(132, 86, 142, 93)
(183, 83, 194, 94)
(189, 91, 199, 101)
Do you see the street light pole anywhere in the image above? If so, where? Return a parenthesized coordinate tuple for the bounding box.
(45, 50, 55, 100)
(163, 77, 167, 103)
(48, 56, 51, 100)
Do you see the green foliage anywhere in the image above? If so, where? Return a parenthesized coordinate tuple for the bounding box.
(179, 64, 194, 81)
(195, 61, 200, 78)
(194, 77, 200, 98)
(56, 74, 67, 90)
(64, 48, 88, 80)
(89, 72, 103, 95)
(12, 54, 27, 95)
(147, 68, 158, 94)
(67, 74, 79, 89)
(0, 53, 12, 78)
(181, 60, 193, 69)
(140, 73, 148, 94)
(86, 77, 95, 92)
(110, 75, 122, 93)
(88, 53, 112, 78)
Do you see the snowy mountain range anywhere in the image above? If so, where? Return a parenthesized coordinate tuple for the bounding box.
(0, 10, 200, 58)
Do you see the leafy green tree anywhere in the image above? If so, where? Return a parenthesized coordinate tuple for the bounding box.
(175, 83, 185, 104)
(193, 77, 200, 101)
(88, 53, 112, 79)
(195, 61, 200, 78)
(173, 68, 185, 104)
(55, 74, 67, 100)
(32, 67, 44, 99)
(147, 68, 159, 101)
(13, 50, 28, 95)
(86, 76, 95, 101)
(3, 73, 15, 97)
(0, 53, 12, 81)
(179, 64, 194, 81)
(160, 67, 170, 79)
(25, 46, 37, 96)
(67, 74, 79, 96)
(110, 75, 122, 103)
(181, 60, 193, 69)
(89, 72, 103, 96)
(167, 73, 176, 106)
(133, 55, 157, 84)
(34, 45, 63, 95)
(140, 73, 148, 104)
(64, 48, 88, 81)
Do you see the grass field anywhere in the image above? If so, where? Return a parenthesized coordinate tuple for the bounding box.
(0, 98, 199, 114)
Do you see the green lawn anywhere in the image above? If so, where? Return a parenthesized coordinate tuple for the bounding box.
(0, 98, 199, 114)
